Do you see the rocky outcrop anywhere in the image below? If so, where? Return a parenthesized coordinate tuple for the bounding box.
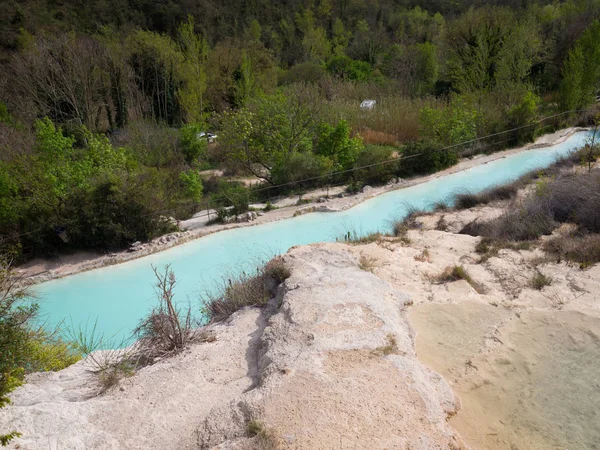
(0, 245, 464, 450)
(197, 246, 463, 449)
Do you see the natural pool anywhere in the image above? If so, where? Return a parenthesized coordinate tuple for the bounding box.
(34, 131, 591, 341)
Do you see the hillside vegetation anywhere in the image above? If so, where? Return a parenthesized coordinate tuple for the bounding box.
(1, 0, 600, 261)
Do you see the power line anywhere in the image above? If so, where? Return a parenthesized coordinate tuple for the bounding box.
(0, 109, 589, 245)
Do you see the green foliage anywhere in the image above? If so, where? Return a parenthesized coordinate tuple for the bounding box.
(270, 151, 332, 186)
(560, 20, 600, 112)
(399, 141, 458, 176)
(177, 16, 209, 123)
(179, 170, 204, 202)
(279, 62, 327, 85)
(34, 118, 129, 198)
(180, 123, 208, 164)
(420, 97, 478, 147)
(0, 258, 80, 444)
(447, 8, 543, 95)
(507, 91, 541, 143)
(221, 92, 318, 184)
(353, 145, 397, 185)
(24, 331, 81, 373)
(2, 0, 599, 263)
(315, 120, 363, 169)
(0, 103, 13, 125)
(326, 55, 372, 82)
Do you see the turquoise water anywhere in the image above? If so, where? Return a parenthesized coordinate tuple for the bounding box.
(33, 132, 591, 342)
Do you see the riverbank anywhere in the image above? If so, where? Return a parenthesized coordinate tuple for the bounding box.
(17, 127, 584, 285)
(3, 174, 599, 448)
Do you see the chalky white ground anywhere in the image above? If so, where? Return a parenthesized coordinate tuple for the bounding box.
(2, 196, 600, 449)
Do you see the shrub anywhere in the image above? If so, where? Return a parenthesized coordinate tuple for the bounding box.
(398, 140, 458, 176)
(279, 62, 327, 85)
(453, 183, 520, 210)
(201, 257, 291, 322)
(134, 265, 196, 359)
(460, 202, 557, 242)
(352, 145, 397, 186)
(326, 55, 372, 82)
(419, 96, 479, 147)
(544, 234, 600, 269)
(270, 152, 333, 187)
(180, 123, 208, 164)
(0, 258, 80, 443)
(530, 270, 552, 290)
(507, 91, 540, 144)
(315, 120, 363, 170)
(461, 170, 600, 243)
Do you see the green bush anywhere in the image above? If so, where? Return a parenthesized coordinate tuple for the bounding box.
(279, 62, 327, 85)
(353, 145, 397, 185)
(420, 96, 479, 147)
(180, 123, 208, 164)
(507, 91, 540, 144)
(0, 259, 80, 444)
(398, 140, 458, 176)
(326, 55, 372, 82)
(271, 152, 333, 186)
(315, 120, 363, 170)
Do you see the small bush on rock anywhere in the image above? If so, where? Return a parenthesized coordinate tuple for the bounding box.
(202, 257, 291, 322)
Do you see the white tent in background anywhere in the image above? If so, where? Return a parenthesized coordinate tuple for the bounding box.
(360, 99, 376, 110)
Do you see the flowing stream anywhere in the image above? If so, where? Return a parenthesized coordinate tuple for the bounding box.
(33, 131, 591, 342)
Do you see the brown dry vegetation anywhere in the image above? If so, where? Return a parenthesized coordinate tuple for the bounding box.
(201, 257, 291, 322)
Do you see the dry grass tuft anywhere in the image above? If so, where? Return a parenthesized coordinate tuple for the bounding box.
(436, 265, 486, 294)
(544, 234, 600, 269)
(341, 230, 384, 245)
(134, 264, 197, 360)
(201, 257, 291, 322)
(435, 215, 448, 231)
(246, 420, 282, 450)
(374, 334, 399, 356)
(358, 255, 378, 272)
(414, 248, 430, 262)
(530, 270, 552, 290)
(359, 129, 400, 146)
(454, 183, 521, 210)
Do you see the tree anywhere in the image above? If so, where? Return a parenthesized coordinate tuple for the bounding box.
(315, 120, 363, 170)
(326, 55, 372, 81)
(220, 91, 319, 185)
(420, 96, 479, 147)
(127, 30, 185, 124)
(177, 16, 209, 123)
(559, 20, 600, 112)
(179, 170, 204, 201)
(9, 33, 113, 130)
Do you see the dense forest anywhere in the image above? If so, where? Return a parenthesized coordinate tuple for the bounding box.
(1, 0, 600, 260)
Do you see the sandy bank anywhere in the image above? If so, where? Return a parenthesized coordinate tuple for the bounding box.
(17, 127, 584, 285)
